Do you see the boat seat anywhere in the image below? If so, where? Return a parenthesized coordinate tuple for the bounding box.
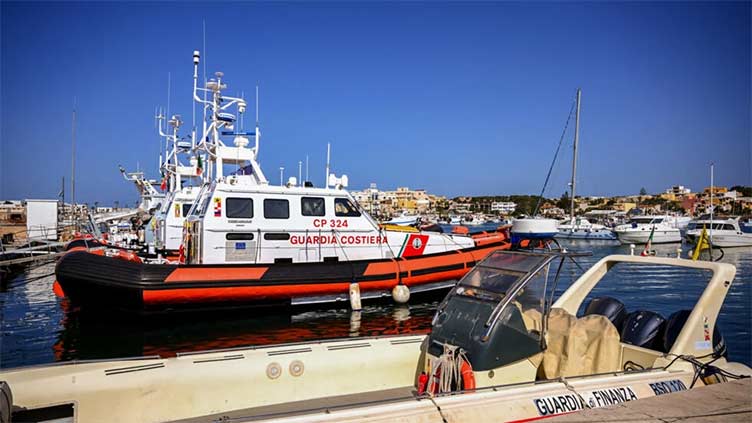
(540, 308, 621, 379)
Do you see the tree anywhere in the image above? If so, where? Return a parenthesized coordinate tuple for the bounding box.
(556, 191, 570, 211)
(639, 187, 647, 196)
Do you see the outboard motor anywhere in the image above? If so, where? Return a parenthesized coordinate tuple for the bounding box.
(663, 309, 727, 357)
(583, 296, 628, 329)
(621, 310, 666, 350)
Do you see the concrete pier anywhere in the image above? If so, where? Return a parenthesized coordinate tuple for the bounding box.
(549, 378, 751, 422)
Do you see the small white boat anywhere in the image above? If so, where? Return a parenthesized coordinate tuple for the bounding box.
(686, 217, 752, 248)
(447, 215, 462, 225)
(614, 216, 682, 244)
(463, 215, 486, 226)
(384, 211, 420, 226)
(556, 217, 617, 240)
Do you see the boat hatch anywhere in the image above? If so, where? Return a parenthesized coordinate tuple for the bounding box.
(429, 250, 587, 371)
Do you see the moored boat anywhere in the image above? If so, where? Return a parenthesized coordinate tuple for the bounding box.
(686, 216, 752, 248)
(53, 51, 511, 312)
(614, 215, 682, 244)
(6, 245, 750, 422)
(556, 217, 618, 240)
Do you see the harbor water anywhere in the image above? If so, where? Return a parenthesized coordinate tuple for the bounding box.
(1, 235, 750, 369)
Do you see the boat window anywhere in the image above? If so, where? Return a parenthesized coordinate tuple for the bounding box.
(264, 233, 291, 241)
(182, 203, 193, 218)
(226, 233, 255, 240)
(334, 198, 361, 217)
(227, 198, 254, 219)
(264, 199, 290, 219)
(722, 224, 735, 230)
(301, 197, 325, 217)
(459, 252, 548, 295)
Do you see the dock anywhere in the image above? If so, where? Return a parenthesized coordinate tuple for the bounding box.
(549, 378, 751, 422)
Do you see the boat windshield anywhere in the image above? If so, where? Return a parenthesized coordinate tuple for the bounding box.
(459, 252, 550, 299)
(432, 250, 554, 368)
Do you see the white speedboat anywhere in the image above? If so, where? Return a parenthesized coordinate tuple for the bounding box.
(2, 248, 748, 423)
(614, 216, 682, 244)
(463, 215, 486, 226)
(556, 217, 617, 240)
(447, 215, 462, 225)
(686, 217, 752, 248)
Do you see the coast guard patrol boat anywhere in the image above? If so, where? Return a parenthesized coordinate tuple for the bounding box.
(53, 51, 510, 312)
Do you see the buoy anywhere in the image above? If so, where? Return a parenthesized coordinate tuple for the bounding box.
(392, 284, 410, 304)
(349, 282, 362, 311)
(630, 244, 635, 255)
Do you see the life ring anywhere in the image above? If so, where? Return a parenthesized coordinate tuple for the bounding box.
(460, 359, 476, 391)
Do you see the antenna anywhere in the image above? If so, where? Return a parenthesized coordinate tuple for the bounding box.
(298, 161, 302, 187)
(202, 19, 208, 137)
(325, 143, 331, 189)
(306, 155, 309, 183)
(71, 97, 77, 210)
(710, 162, 714, 246)
(255, 84, 259, 125)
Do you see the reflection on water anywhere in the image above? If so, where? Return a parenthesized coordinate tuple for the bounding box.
(1, 240, 750, 368)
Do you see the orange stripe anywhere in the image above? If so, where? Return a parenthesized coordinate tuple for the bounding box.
(363, 260, 401, 276)
(165, 266, 269, 282)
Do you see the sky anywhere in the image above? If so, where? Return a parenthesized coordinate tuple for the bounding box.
(1, 2, 750, 206)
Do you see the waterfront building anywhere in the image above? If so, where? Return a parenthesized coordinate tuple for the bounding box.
(490, 201, 516, 214)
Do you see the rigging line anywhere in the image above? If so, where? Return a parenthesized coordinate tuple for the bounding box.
(533, 94, 577, 217)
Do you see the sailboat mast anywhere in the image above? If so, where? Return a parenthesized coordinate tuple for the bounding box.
(570, 88, 581, 223)
(71, 97, 77, 213)
(710, 162, 714, 246)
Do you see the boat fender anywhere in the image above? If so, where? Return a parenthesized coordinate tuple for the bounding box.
(392, 284, 410, 304)
(460, 359, 476, 391)
(349, 283, 362, 311)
